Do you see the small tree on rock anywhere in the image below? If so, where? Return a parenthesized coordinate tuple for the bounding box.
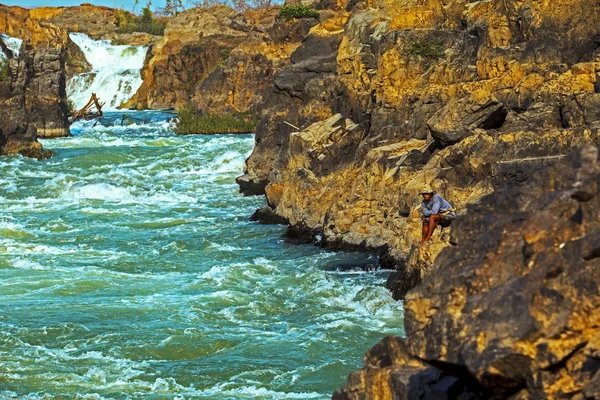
(162, 0, 185, 17)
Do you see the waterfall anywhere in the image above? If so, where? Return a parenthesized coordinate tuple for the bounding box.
(67, 32, 148, 110)
(0, 33, 22, 58)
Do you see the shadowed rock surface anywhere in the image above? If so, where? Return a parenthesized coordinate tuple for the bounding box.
(0, 42, 68, 158)
(334, 145, 600, 399)
(23, 45, 70, 139)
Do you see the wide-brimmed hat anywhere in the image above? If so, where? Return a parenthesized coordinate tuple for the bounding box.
(419, 185, 435, 195)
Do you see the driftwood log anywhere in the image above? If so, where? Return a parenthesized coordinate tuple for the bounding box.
(72, 93, 104, 120)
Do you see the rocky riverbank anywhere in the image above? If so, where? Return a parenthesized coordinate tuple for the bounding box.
(237, 0, 600, 300)
(334, 145, 600, 399)
(1, 1, 599, 397)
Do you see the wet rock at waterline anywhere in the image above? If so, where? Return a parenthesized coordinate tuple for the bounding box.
(334, 145, 600, 399)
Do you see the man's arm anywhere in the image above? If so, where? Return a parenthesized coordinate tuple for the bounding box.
(422, 202, 431, 217)
(429, 196, 442, 215)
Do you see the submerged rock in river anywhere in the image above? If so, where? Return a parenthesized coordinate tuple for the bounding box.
(334, 145, 600, 399)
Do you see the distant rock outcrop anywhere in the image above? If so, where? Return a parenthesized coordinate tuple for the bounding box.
(334, 145, 600, 399)
(124, 5, 316, 113)
(27, 4, 119, 39)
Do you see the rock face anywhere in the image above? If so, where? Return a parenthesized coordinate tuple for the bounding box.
(0, 5, 85, 140)
(334, 145, 600, 399)
(27, 4, 119, 39)
(0, 4, 92, 79)
(125, 6, 315, 112)
(124, 6, 245, 110)
(237, 9, 348, 194)
(0, 43, 68, 158)
(11, 43, 70, 139)
(239, 0, 600, 298)
(0, 4, 65, 46)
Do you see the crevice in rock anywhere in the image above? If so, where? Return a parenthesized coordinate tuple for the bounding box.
(559, 104, 569, 128)
(584, 247, 600, 261)
(541, 341, 588, 373)
(481, 106, 508, 130)
(418, 358, 498, 398)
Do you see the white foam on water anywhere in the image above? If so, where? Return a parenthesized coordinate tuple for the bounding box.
(211, 150, 247, 173)
(8, 258, 47, 271)
(147, 192, 198, 204)
(67, 183, 133, 202)
(67, 33, 148, 110)
(59, 181, 198, 206)
(209, 242, 251, 252)
(200, 383, 322, 399)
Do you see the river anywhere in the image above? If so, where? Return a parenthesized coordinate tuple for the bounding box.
(0, 111, 403, 399)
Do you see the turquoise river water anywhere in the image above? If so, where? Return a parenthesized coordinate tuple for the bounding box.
(0, 112, 404, 399)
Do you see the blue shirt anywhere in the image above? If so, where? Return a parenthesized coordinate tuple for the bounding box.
(422, 194, 455, 217)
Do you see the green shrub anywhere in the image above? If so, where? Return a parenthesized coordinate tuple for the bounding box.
(174, 107, 259, 134)
(115, 7, 167, 36)
(0, 58, 10, 81)
(408, 39, 444, 60)
(67, 99, 76, 117)
(279, 5, 320, 21)
(115, 9, 135, 29)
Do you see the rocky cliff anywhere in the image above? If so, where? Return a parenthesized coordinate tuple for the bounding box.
(124, 5, 316, 113)
(239, 0, 600, 298)
(27, 4, 118, 39)
(0, 5, 78, 140)
(0, 41, 68, 158)
(333, 145, 600, 399)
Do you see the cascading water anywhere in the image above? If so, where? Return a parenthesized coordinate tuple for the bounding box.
(67, 32, 148, 110)
(0, 33, 22, 59)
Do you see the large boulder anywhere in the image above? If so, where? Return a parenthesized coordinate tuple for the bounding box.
(428, 90, 508, 148)
(335, 145, 600, 398)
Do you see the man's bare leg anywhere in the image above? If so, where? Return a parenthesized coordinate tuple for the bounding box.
(422, 214, 443, 244)
(421, 219, 429, 245)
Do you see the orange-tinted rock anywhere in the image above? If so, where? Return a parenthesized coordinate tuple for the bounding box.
(239, 0, 600, 300)
(336, 145, 600, 398)
(126, 6, 317, 112)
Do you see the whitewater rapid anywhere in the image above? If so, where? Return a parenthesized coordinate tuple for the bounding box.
(0, 112, 403, 399)
(67, 33, 148, 110)
(0, 33, 22, 59)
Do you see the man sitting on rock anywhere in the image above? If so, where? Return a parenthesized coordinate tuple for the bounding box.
(420, 185, 456, 245)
